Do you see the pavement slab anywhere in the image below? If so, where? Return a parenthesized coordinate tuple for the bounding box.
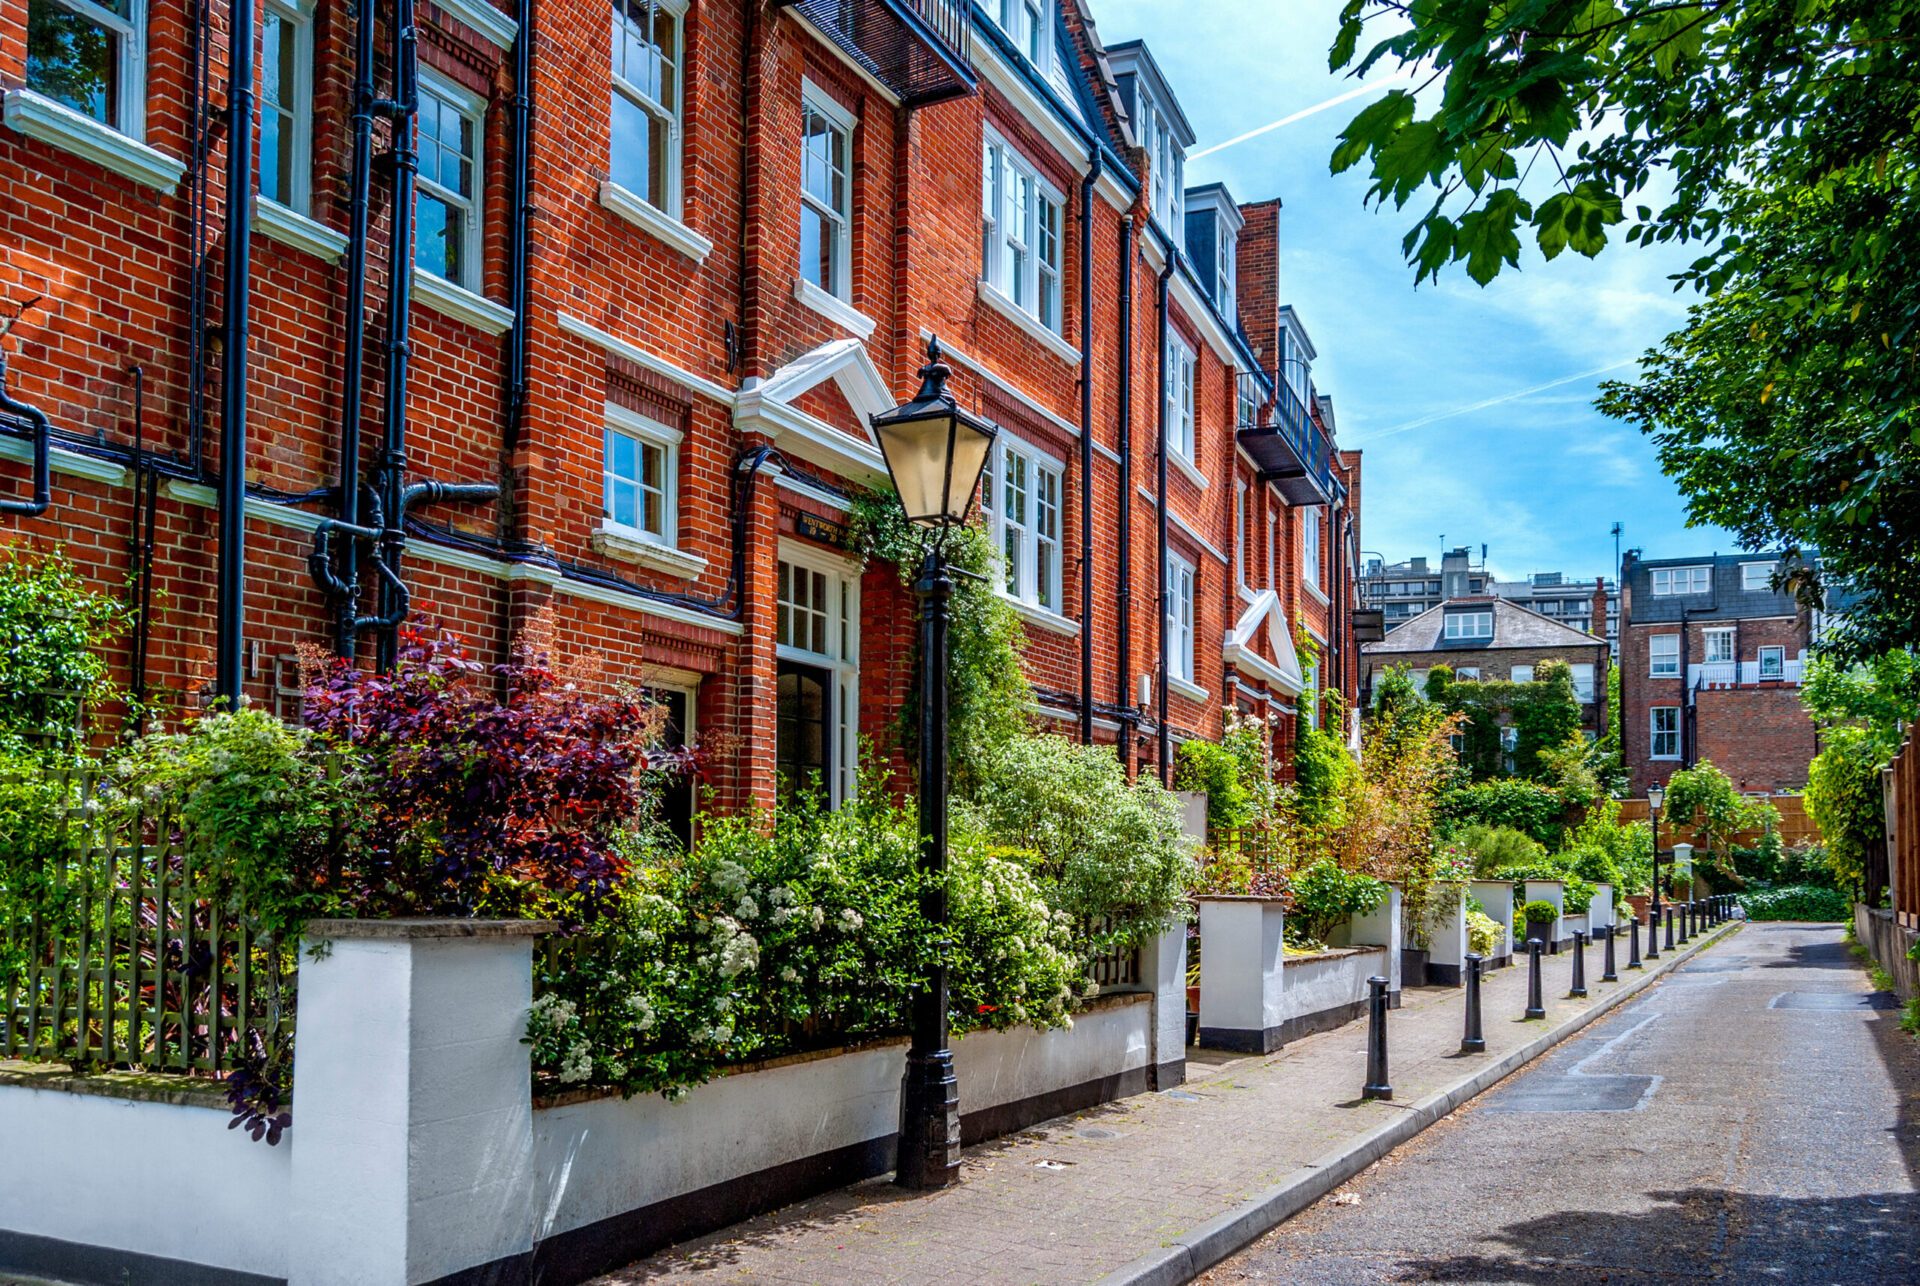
(592, 922, 1744, 1286)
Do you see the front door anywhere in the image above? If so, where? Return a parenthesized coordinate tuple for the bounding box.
(777, 660, 833, 801)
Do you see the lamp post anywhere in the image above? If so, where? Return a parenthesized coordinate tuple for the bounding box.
(871, 337, 998, 1192)
(1648, 783, 1666, 931)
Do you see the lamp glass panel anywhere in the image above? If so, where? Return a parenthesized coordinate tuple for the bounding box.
(875, 413, 957, 524)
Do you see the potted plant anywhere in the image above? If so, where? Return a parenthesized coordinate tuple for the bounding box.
(1520, 899, 1559, 947)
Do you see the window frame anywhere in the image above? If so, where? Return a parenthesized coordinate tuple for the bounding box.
(258, 0, 314, 214)
(1649, 633, 1680, 677)
(601, 402, 681, 547)
(994, 0, 1052, 74)
(1215, 221, 1236, 316)
(1758, 645, 1786, 680)
(1650, 565, 1711, 596)
(414, 70, 486, 291)
(1443, 610, 1491, 641)
(1702, 627, 1735, 665)
(1167, 551, 1196, 684)
(1510, 664, 1535, 684)
(1165, 333, 1195, 463)
(1302, 505, 1322, 589)
(608, 0, 686, 216)
(776, 542, 862, 807)
(1234, 480, 1247, 589)
(25, 0, 147, 137)
(1650, 706, 1681, 759)
(1741, 561, 1776, 592)
(1569, 663, 1596, 703)
(977, 433, 1066, 615)
(981, 129, 1066, 334)
(799, 81, 855, 302)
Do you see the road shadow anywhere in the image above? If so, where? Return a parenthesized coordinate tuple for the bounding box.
(1762, 938, 1859, 970)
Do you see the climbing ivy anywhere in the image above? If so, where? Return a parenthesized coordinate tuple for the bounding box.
(0, 546, 131, 759)
(1426, 660, 1582, 783)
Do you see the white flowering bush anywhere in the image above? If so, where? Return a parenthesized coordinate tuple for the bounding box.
(527, 770, 1080, 1100)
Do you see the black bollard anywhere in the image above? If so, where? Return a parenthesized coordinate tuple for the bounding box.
(1524, 939, 1547, 1019)
(1569, 930, 1588, 998)
(1602, 923, 1618, 982)
(1646, 908, 1660, 960)
(1362, 975, 1393, 1101)
(1461, 953, 1486, 1053)
(1664, 905, 1675, 951)
(1629, 914, 1644, 969)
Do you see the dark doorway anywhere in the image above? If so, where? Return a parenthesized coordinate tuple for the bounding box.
(777, 661, 832, 801)
(648, 686, 695, 852)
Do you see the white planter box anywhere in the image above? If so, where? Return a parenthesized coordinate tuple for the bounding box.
(1470, 879, 1515, 966)
(1196, 895, 1289, 1052)
(1564, 912, 1590, 942)
(1590, 883, 1616, 933)
(1421, 882, 1470, 987)
(1523, 879, 1568, 953)
(1277, 944, 1391, 1039)
(1342, 882, 1404, 1001)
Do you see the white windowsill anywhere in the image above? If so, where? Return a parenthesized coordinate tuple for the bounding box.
(1302, 580, 1329, 607)
(592, 521, 710, 580)
(1169, 449, 1209, 492)
(793, 277, 877, 340)
(599, 182, 713, 264)
(3, 90, 184, 192)
(412, 269, 516, 336)
(1002, 594, 1080, 637)
(1167, 675, 1210, 705)
(976, 278, 1081, 366)
(254, 197, 349, 262)
(433, 0, 518, 48)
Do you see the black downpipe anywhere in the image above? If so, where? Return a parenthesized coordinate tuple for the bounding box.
(1155, 260, 1173, 785)
(374, 0, 421, 673)
(1115, 216, 1134, 760)
(504, 0, 533, 449)
(128, 367, 160, 720)
(334, 0, 379, 654)
(216, 0, 258, 706)
(0, 348, 51, 518)
(1077, 152, 1100, 746)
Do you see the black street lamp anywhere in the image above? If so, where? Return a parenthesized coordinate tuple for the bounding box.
(1648, 783, 1666, 930)
(871, 336, 997, 1192)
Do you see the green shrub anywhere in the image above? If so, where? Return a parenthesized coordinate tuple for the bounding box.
(1502, 864, 1595, 914)
(1902, 996, 1920, 1039)
(1458, 824, 1545, 876)
(0, 548, 131, 757)
(1805, 726, 1887, 888)
(1175, 738, 1252, 833)
(1519, 899, 1560, 928)
(960, 733, 1196, 955)
(1293, 720, 1359, 831)
(1439, 780, 1567, 848)
(1736, 884, 1851, 922)
(1562, 844, 1624, 891)
(1288, 858, 1388, 946)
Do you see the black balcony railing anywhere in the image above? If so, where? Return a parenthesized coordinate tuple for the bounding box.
(780, 0, 976, 107)
(1236, 369, 1334, 506)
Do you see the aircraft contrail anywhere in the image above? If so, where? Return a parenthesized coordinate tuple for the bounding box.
(1188, 68, 1416, 161)
(1349, 359, 1639, 444)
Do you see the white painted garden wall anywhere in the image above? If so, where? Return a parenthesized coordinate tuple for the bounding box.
(1422, 882, 1469, 986)
(1470, 879, 1515, 965)
(1590, 883, 1615, 933)
(0, 1080, 290, 1284)
(1523, 879, 1567, 950)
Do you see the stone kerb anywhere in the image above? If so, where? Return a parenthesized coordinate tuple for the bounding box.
(1522, 880, 1567, 953)
(1470, 879, 1515, 967)
(289, 918, 552, 1286)
(1422, 882, 1470, 987)
(1195, 896, 1290, 1053)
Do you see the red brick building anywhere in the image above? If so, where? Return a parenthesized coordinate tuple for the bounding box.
(0, 0, 1359, 818)
(1619, 550, 1820, 795)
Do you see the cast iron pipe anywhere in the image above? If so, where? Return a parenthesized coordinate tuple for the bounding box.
(0, 350, 51, 518)
(1077, 150, 1100, 746)
(216, 0, 258, 706)
(333, 0, 380, 654)
(504, 0, 533, 449)
(374, 0, 422, 673)
(1115, 216, 1134, 760)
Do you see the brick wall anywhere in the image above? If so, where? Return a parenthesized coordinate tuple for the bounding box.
(0, 0, 1356, 807)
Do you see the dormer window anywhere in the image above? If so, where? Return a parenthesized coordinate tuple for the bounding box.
(1109, 42, 1195, 248)
(995, 0, 1050, 73)
(1216, 228, 1235, 315)
(1188, 186, 1244, 323)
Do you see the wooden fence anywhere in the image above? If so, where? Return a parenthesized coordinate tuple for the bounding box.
(0, 776, 293, 1073)
(1616, 793, 1822, 851)
(1889, 736, 1919, 929)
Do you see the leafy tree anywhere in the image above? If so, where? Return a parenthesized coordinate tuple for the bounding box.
(1175, 738, 1253, 834)
(1331, 3, 1920, 652)
(1804, 725, 1886, 888)
(1661, 760, 1780, 879)
(1801, 651, 1920, 758)
(0, 547, 130, 758)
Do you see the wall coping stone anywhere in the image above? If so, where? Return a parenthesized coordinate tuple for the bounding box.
(303, 917, 558, 940)
(0, 1059, 232, 1109)
(1283, 945, 1385, 967)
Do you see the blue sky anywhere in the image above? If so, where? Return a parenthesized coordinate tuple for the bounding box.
(1091, 0, 1746, 585)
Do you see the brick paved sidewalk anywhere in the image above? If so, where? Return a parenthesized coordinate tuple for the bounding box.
(594, 925, 1738, 1286)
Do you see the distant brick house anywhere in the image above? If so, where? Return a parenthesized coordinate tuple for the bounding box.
(1360, 597, 1612, 739)
(1619, 550, 1820, 795)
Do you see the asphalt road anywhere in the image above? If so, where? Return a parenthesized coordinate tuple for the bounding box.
(1197, 922, 1920, 1285)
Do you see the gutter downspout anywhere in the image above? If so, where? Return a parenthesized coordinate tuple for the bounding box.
(334, 0, 378, 654)
(1115, 217, 1134, 761)
(504, 0, 533, 450)
(1155, 257, 1173, 785)
(375, 0, 421, 674)
(0, 348, 51, 519)
(216, 0, 258, 705)
(1078, 150, 1101, 746)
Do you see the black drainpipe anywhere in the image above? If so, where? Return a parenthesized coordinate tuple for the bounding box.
(0, 347, 51, 518)
(504, 0, 533, 449)
(334, 0, 378, 655)
(1077, 150, 1100, 746)
(373, 0, 422, 673)
(1155, 256, 1173, 785)
(216, 0, 258, 706)
(1115, 216, 1134, 761)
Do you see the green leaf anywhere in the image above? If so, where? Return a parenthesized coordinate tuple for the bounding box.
(1455, 190, 1529, 285)
(1330, 90, 1416, 176)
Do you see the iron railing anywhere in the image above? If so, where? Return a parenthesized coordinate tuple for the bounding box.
(0, 775, 295, 1073)
(1235, 368, 1334, 505)
(781, 0, 975, 106)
